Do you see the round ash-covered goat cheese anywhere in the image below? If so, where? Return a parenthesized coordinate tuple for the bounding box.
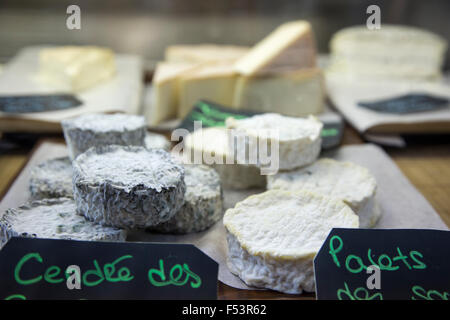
(145, 132, 171, 151)
(61, 113, 146, 160)
(150, 164, 223, 234)
(223, 189, 358, 294)
(226, 113, 323, 171)
(267, 158, 380, 228)
(72, 145, 185, 229)
(0, 198, 126, 248)
(29, 157, 73, 200)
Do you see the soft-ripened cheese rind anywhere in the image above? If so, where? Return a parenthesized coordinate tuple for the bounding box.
(328, 25, 448, 79)
(224, 189, 359, 260)
(145, 132, 171, 151)
(29, 157, 73, 200)
(226, 113, 323, 171)
(267, 158, 379, 227)
(223, 189, 358, 294)
(0, 198, 126, 248)
(73, 145, 186, 229)
(61, 113, 146, 160)
(182, 127, 266, 189)
(234, 20, 317, 75)
(165, 44, 249, 64)
(150, 164, 223, 234)
(233, 68, 324, 116)
(39, 46, 116, 91)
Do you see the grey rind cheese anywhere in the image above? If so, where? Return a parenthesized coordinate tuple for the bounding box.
(62, 113, 146, 160)
(150, 164, 223, 234)
(224, 189, 359, 294)
(267, 158, 380, 228)
(29, 157, 73, 200)
(0, 198, 126, 248)
(73, 145, 186, 229)
(145, 132, 171, 151)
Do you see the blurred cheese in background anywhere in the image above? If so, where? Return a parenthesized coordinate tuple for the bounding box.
(233, 20, 316, 75)
(147, 62, 195, 125)
(148, 20, 324, 126)
(165, 44, 249, 64)
(178, 60, 237, 117)
(39, 46, 116, 92)
(328, 25, 448, 80)
(233, 68, 324, 116)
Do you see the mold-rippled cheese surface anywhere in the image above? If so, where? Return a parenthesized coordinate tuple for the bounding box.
(29, 157, 73, 200)
(224, 190, 358, 259)
(0, 198, 126, 248)
(144, 132, 171, 151)
(267, 158, 379, 227)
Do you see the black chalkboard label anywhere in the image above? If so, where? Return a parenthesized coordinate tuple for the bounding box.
(314, 228, 450, 300)
(358, 93, 449, 114)
(177, 100, 343, 149)
(0, 237, 218, 300)
(0, 94, 82, 113)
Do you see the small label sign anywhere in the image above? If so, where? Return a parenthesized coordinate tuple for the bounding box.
(0, 237, 218, 300)
(314, 228, 450, 300)
(178, 100, 343, 149)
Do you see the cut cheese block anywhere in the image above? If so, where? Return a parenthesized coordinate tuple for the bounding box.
(233, 68, 324, 116)
(226, 113, 322, 171)
(0, 198, 126, 248)
(150, 164, 223, 234)
(224, 189, 359, 294)
(73, 145, 186, 229)
(29, 157, 73, 200)
(267, 158, 380, 228)
(147, 62, 196, 125)
(39, 46, 116, 92)
(62, 113, 146, 160)
(182, 127, 266, 189)
(234, 20, 316, 75)
(328, 25, 448, 80)
(165, 44, 249, 64)
(178, 61, 237, 117)
(145, 132, 171, 151)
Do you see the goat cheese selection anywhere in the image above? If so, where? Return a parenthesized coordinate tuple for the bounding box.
(226, 113, 323, 171)
(29, 157, 73, 200)
(233, 68, 324, 116)
(224, 189, 359, 294)
(150, 164, 223, 234)
(62, 113, 146, 160)
(165, 44, 250, 64)
(234, 20, 317, 75)
(145, 132, 171, 151)
(182, 127, 266, 189)
(328, 25, 448, 80)
(178, 61, 237, 118)
(267, 158, 380, 228)
(39, 46, 116, 91)
(0, 198, 126, 248)
(73, 145, 186, 229)
(147, 62, 196, 125)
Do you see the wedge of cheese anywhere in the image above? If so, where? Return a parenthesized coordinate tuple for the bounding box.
(234, 20, 317, 75)
(39, 46, 116, 92)
(233, 68, 324, 116)
(165, 44, 250, 64)
(147, 62, 195, 125)
(178, 61, 237, 117)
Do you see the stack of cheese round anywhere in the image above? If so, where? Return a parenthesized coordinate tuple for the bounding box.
(182, 127, 266, 189)
(224, 189, 358, 294)
(267, 158, 380, 228)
